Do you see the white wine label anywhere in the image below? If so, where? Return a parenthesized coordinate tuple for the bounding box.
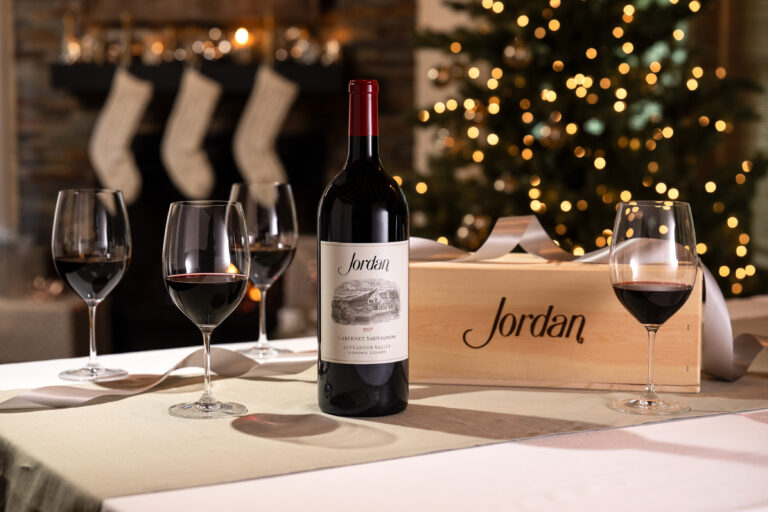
(320, 240, 409, 364)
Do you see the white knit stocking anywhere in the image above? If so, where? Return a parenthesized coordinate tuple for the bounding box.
(233, 67, 299, 184)
(88, 68, 153, 204)
(161, 67, 222, 199)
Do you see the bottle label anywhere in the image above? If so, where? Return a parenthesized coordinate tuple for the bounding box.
(320, 240, 409, 364)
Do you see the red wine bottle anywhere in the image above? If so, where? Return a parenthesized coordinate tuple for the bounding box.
(317, 79, 409, 416)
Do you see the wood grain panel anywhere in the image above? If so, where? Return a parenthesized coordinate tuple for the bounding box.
(409, 254, 702, 392)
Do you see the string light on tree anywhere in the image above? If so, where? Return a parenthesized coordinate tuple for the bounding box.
(411, 0, 767, 296)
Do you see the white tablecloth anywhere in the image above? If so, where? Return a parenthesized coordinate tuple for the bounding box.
(2, 340, 767, 512)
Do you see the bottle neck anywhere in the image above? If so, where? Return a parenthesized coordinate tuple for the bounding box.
(347, 135, 379, 163)
(347, 89, 379, 164)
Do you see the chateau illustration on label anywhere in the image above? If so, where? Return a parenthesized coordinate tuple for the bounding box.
(331, 279, 401, 325)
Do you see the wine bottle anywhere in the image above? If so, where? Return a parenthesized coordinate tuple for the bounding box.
(317, 79, 409, 416)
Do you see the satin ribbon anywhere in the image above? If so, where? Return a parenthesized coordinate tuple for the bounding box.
(0, 348, 315, 411)
(411, 215, 768, 381)
(3, 215, 765, 411)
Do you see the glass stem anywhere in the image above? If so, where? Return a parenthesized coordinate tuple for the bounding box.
(255, 287, 269, 349)
(643, 326, 659, 402)
(200, 327, 215, 405)
(86, 304, 101, 369)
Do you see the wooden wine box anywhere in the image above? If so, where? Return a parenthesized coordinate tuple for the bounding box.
(409, 254, 703, 392)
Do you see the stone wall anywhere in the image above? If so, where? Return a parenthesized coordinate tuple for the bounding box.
(15, 1, 98, 242)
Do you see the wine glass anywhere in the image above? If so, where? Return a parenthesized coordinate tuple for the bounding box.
(52, 189, 131, 381)
(609, 200, 698, 415)
(229, 182, 298, 359)
(162, 201, 250, 419)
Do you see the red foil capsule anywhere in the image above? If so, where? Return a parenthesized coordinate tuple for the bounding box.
(348, 79, 379, 136)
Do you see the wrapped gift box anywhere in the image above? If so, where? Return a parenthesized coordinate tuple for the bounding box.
(409, 253, 703, 392)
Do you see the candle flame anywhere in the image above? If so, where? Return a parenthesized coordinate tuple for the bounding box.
(235, 28, 250, 45)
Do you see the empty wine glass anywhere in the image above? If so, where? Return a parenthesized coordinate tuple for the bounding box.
(609, 200, 698, 415)
(52, 189, 131, 381)
(162, 201, 250, 419)
(229, 182, 298, 359)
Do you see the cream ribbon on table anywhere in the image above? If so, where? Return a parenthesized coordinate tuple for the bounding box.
(3, 216, 765, 411)
(411, 215, 768, 381)
(0, 348, 315, 410)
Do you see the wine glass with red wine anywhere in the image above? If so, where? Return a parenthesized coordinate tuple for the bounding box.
(52, 189, 131, 381)
(229, 182, 298, 360)
(609, 200, 698, 415)
(162, 201, 251, 419)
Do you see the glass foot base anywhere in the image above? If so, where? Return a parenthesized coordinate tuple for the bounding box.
(59, 367, 128, 382)
(239, 345, 278, 360)
(611, 397, 690, 415)
(169, 401, 247, 419)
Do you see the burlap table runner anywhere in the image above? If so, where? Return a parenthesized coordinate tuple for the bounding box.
(2, 350, 768, 512)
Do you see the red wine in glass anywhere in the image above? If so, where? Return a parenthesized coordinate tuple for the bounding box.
(612, 282, 694, 326)
(165, 273, 249, 327)
(54, 256, 129, 302)
(609, 200, 698, 415)
(229, 182, 299, 360)
(162, 200, 251, 419)
(249, 244, 296, 288)
(51, 189, 131, 382)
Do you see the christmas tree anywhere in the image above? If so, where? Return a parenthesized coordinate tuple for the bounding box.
(407, 0, 766, 296)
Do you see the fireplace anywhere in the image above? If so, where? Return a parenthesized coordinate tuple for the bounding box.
(9, 0, 414, 354)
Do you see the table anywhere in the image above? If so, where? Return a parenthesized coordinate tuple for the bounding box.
(2, 340, 768, 512)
